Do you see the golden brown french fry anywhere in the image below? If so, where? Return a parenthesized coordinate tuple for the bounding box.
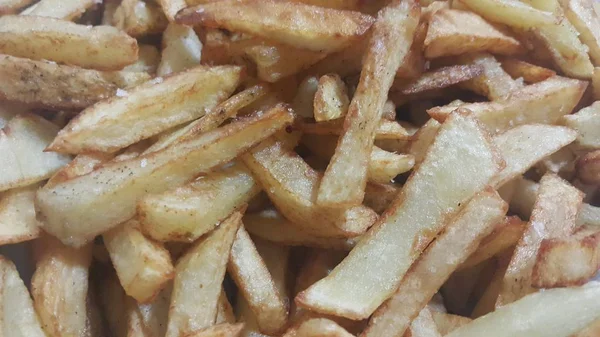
(158, 0, 187, 21)
(282, 318, 354, 337)
(157, 23, 202, 76)
(0, 55, 150, 110)
(458, 53, 523, 100)
(20, 0, 95, 20)
(185, 323, 245, 337)
(176, 0, 374, 53)
(363, 189, 506, 337)
(124, 44, 160, 74)
(228, 226, 288, 334)
(299, 119, 410, 140)
(563, 101, 600, 149)
(103, 219, 174, 303)
(497, 174, 583, 306)
(31, 234, 93, 337)
(297, 111, 503, 319)
(446, 284, 600, 337)
(0, 15, 138, 70)
(37, 105, 293, 247)
(430, 312, 472, 335)
(313, 74, 350, 122)
(316, 0, 420, 207)
(49, 65, 243, 154)
(166, 211, 242, 337)
(393, 64, 484, 94)
(561, 0, 600, 65)
(139, 163, 260, 242)
(405, 307, 442, 337)
(113, 0, 168, 37)
(0, 0, 33, 14)
(0, 183, 41, 245)
(424, 9, 522, 58)
(241, 137, 377, 238)
(500, 58, 556, 83)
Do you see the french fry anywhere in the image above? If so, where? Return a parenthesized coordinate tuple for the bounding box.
(0, 0, 33, 14)
(363, 182, 399, 214)
(297, 111, 503, 319)
(129, 285, 172, 337)
(561, 0, 600, 65)
(292, 75, 320, 118)
(228, 226, 288, 334)
(49, 65, 243, 154)
(405, 307, 442, 337)
(299, 119, 410, 140)
(500, 58, 556, 83)
(216, 290, 236, 324)
(157, 24, 202, 76)
(0, 114, 70, 192)
(304, 33, 370, 78)
(0, 15, 138, 70)
(282, 318, 354, 337)
(113, 0, 168, 37)
(123, 44, 160, 74)
(158, 0, 186, 22)
(313, 74, 350, 122)
(428, 76, 587, 134)
(31, 234, 93, 337)
(36, 105, 293, 247)
(176, 0, 374, 54)
(285, 0, 362, 10)
(236, 294, 270, 337)
(424, 9, 522, 58)
(497, 174, 583, 306)
(458, 53, 523, 100)
(575, 318, 600, 337)
(471, 250, 512, 318)
(393, 64, 485, 95)
(0, 182, 42, 245)
(185, 323, 245, 337)
(563, 101, 600, 149)
(241, 137, 377, 238)
(139, 163, 260, 242)
(316, 0, 420, 207)
(103, 219, 174, 303)
(0, 55, 150, 110)
(20, 0, 95, 20)
(396, 19, 427, 80)
(445, 284, 600, 337)
(408, 118, 441, 164)
(430, 312, 472, 335)
(166, 211, 242, 337)
(363, 189, 506, 337)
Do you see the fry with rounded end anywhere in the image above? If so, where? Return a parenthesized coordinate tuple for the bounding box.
(313, 74, 350, 122)
(0, 183, 42, 245)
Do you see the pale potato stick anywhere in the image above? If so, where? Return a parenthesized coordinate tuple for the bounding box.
(37, 105, 293, 247)
(299, 119, 410, 140)
(128, 285, 172, 337)
(363, 182, 399, 214)
(430, 312, 472, 335)
(123, 44, 160, 74)
(500, 58, 556, 83)
(424, 9, 522, 58)
(0, 256, 46, 337)
(113, 0, 168, 37)
(445, 283, 600, 337)
(0, 15, 138, 70)
(458, 53, 523, 100)
(531, 227, 600, 288)
(49, 65, 243, 154)
(0, 114, 71, 192)
(282, 318, 354, 337)
(243, 208, 357, 250)
(228, 226, 288, 334)
(166, 211, 242, 337)
(316, 0, 419, 207)
(157, 24, 202, 76)
(253, 237, 290, 302)
(497, 174, 583, 306)
(408, 118, 441, 164)
(176, 0, 374, 53)
(428, 76, 587, 134)
(184, 323, 245, 337)
(313, 74, 350, 122)
(396, 20, 427, 80)
(457, 0, 556, 28)
(405, 307, 442, 337)
(561, 0, 600, 65)
(0, 182, 42, 245)
(20, 0, 95, 20)
(241, 137, 377, 238)
(0, 55, 150, 110)
(139, 163, 260, 242)
(159, 0, 187, 21)
(292, 75, 320, 118)
(216, 290, 236, 324)
(460, 216, 526, 269)
(509, 177, 539, 219)
(490, 125, 577, 187)
(563, 101, 600, 149)
(0, 0, 33, 14)
(31, 234, 93, 337)
(296, 111, 503, 319)
(363, 189, 506, 337)
(393, 64, 484, 94)
(103, 219, 174, 303)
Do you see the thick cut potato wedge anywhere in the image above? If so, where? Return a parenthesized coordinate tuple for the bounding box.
(241, 137, 377, 238)
(560, 0, 600, 65)
(166, 211, 241, 337)
(282, 318, 353, 337)
(0, 55, 150, 110)
(176, 0, 374, 53)
(49, 65, 243, 154)
(313, 74, 350, 122)
(0, 0, 33, 14)
(113, 0, 168, 37)
(157, 23, 202, 76)
(185, 323, 244, 337)
(0, 256, 46, 337)
(139, 163, 260, 242)
(500, 58, 556, 83)
(363, 189, 506, 337)
(0, 114, 70, 192)
(103, 219, 174, 303)
(424, 9, 522, 58)
(428, 76, 587, 134)
(296, 111, 503, 319)
(497, 174, 583, 306)
(31, 235, 93, 337)
(458, 53, 523, 100)
(37, 105, 293, 247)
(0, 183, 42, 245)
(563, 101, 600, 149)
(228, 226, 288, 334)
(20, 0, 95, 20)
(0, 15, 138, 70)
(445, 283, 600, 337)
(316, 0, 419, 208)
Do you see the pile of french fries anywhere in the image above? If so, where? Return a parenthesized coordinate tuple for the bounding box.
(3, 0, 600, 336)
